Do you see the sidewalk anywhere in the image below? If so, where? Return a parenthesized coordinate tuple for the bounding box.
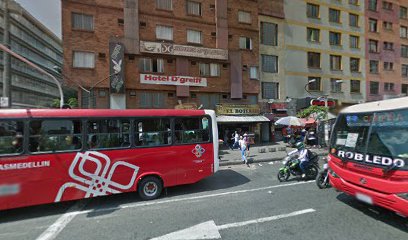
(219, 141, 328, 166)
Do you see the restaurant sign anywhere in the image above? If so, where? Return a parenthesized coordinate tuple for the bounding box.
(140, 41, 228, 60)
(216, 104, 260, 115)
(140, 74, 207, 87)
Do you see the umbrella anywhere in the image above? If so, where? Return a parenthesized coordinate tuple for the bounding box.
(275, 116, 305, 126)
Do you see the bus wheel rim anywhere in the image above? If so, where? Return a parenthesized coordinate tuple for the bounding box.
(144, 182, 158, 196)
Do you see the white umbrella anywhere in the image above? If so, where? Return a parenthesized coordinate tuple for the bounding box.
(275, 116, 305, 126)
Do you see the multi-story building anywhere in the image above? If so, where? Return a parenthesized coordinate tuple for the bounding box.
(366, 0, 408, 101)
(284, 0, 366, 106)
(62, 0, 274, 142)
(0, 0, 63, 108)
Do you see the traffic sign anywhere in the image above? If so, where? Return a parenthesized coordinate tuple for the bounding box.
(0, 97, 9, 108)
(310, 99, 335, 107)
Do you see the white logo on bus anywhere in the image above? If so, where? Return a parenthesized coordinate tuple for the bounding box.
(55, 151, 139, 202)
(337, 151, 405, 168)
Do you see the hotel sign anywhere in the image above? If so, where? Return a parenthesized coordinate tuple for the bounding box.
(140, 41, 228, 60)
(140, 74, 207, 87)
(216, 104, 260, 115)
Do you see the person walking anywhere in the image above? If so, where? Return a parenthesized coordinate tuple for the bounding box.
(239, 136, 248, 165)
(243, 133, 250, 157)
(231, 131, 240, 150)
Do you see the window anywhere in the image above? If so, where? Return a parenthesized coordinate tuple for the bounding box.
(350, 35, 359, 48)
(350, 80, 361, 93)
(308, 77, 321, 91)
(139, 58, 164, 73)
(329, 32, 341, 45)
(29, 120, 82, 153)
(330, 79, 342, 92)
(156, 0, 172, 10)
(350, 58, 360, 72)
(369, 18, 377, 32)
(99, 89, 106, 97)
(307, 28, 320, 42)
(368, 0, 377, 11)
(0, 121, 24, 155)
(307, 52, 321, 68)
(239, 37, 252, 50)
(156, 25, 173, 40)
(402, 84, 408, 94)
(135, 118, 171, 147)
(330, 55, 342, 70)
(402, 45, 408, 58)
(140, 92, 166, 108)
(384, 42, 394, 50)
(384, 62, 394, 71)
(199, 63, 220, 77)
(307, 3, 319, 18)
(87, 119, 130, 149)
(71, 13, 93, 31)
(370, 60, 379, 73)
(384, 82, 395, 91)
(262, 55, 278, 73)
(370, 81, 379, 94)
(262, 82, 279, 99)
(261, 22, 278, 46)
(250, 67, 258, 79)
(401, 6, 408, 19)
(369, 39, 378, 52)
(329, 9, 341, 23)
(187, 30, 202, 44)
(73, 51, 95, 68)
(187, 1, 201, 16)
(349, 0, 359, 5)
(349, 14, 359, 27)
(383, 1, 392, 10)
(400, 26, 408, 38)
(402, 64, 408, 77)
(238, 11, 251, 23)
(383, 21, 393, 30)
(174, 117, 210, 144)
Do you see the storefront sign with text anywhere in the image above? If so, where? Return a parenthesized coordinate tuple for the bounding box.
(140, 74, 207, 87)
(216, 104, 260, 115)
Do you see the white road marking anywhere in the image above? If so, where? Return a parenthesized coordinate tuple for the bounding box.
(35, 200, 88, 240)
(150, 208, 316, 240)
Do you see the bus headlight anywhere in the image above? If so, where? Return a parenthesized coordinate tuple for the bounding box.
(396, 193, 408, 201)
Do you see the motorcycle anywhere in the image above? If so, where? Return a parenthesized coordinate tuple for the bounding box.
(316, 157, 330, 189)
(277, 149, 319, 182)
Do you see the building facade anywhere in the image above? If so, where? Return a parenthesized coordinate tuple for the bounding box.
(284, 0, 366, 106)
(0, 0, 63, 108)
(366, 0, 408, 101)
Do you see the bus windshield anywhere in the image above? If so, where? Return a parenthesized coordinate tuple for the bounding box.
(331, 108, 408, 170)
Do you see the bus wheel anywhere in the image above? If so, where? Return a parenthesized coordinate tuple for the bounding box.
(138, 176, 163, 200)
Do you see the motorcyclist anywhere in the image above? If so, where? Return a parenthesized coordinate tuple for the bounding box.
(296, 142, 309, 178)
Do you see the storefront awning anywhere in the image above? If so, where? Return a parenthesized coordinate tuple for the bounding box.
(216, 115, 270, 123)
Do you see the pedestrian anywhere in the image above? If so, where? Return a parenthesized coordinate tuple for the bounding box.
(239, 136, 247, 164)
(243, 133, 250, 157)
(231, 131, 240, 150)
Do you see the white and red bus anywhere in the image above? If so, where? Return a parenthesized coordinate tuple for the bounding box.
(328, 97, 408, 217)
(0, 109, 219, 211)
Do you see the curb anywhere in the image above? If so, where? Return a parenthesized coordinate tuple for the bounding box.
(219, 152, 328, 167)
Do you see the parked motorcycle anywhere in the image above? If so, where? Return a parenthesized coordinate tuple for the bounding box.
(277, 149, 319, 182)
(316, 157, 330, 189)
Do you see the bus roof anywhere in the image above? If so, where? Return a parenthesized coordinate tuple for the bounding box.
(341, 97, 408, 114)
(0, 109, 209, 119)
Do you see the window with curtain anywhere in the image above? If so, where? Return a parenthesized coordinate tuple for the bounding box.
(350, 35, 359, 48)
(238, 11, 251, 23)
(140, 92, 166, 109)
(349, 13, 359, 27)
(307, 28, 320, 42)
(330, 79, 342, 93)
(72, 13, 94, 31)
(369, 18, 378, 32)
(350, 58, 360, 72)
(210, 63, 220, 77)
(329, 32, 341, 45)
(329, 9, 341, 23)
(262, 55, 278, 73)
(370, 60, 379, 73)
(384, 62, 394, 71)
(307, 52, 321, 68)
(199, 63, 210, 76)
(239, 37, 252, 49)
(400, 26, 408, 38)
(156, 25, 173, 40)
(250, 67, 258, 79)
(369, 39, 378, 52)
(187, 30, 202, 44)
(139, 58, 164, 73)
(330, 55, 342, 70)
(187, 1, 201, 15)
(350, 80, 360, 93)
(307, 3, 319, 18)
(156, 0, 173, 10)
(384, 82, 395, 91)
(261, 22, 277, 46)
(73, 51, 95, 68)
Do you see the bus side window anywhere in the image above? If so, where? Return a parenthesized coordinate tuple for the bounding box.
(134, 118, 171, 147)
(0, 120, 24, 155)
(174, 117, 210, 144)
(87, 119, 130, 149)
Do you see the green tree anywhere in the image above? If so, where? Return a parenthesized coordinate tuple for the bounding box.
(297, 105, 328, 120)
(51, 98, 78, 108)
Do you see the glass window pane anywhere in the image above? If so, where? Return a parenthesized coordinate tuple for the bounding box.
(0, 121, 24, 155)
(87, 119, 130, 149)
(135, 118, 171, 146)
(174, 117, 210, 144)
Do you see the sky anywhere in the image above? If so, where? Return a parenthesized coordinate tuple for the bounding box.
(15, 0, 61, 38)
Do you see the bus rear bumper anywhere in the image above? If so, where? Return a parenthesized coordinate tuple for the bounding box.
(329, 173, 408, 217)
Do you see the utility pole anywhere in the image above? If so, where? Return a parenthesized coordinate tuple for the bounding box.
(2, 0, 11, 108)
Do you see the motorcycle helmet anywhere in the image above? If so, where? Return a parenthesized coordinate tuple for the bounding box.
(295, 142, 305, 150)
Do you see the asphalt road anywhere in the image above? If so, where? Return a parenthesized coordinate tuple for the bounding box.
(1, 162, 407, 240)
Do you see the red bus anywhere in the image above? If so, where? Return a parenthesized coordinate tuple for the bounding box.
(0, 109, 219, 211)
(328, 97, 408, 217)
